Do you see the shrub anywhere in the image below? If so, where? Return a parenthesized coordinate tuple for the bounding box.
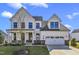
(0, 32, 4, 44)
(71, 38, 76, 46)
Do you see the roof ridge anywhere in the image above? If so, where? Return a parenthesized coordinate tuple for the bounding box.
(10, 7, 35, 20)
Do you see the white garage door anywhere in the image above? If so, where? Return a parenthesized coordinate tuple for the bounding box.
(45, 38, 65, 45)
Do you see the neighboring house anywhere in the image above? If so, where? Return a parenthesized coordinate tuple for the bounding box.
(0, 30, 11, 44)
(6, 7, 70, 45)
(71, 29, 79, 41)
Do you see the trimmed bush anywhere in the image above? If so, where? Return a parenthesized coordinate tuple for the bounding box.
(71, 38, 76, 46)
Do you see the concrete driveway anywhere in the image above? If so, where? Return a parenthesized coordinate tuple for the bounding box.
(47, 45, 79, 55)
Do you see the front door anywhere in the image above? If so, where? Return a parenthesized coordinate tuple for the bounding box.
(29, 32, 32, 42)
(21, 33, 25, 44)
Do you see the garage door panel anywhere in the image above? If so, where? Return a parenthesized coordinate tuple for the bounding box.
(45, 38, 65, 45)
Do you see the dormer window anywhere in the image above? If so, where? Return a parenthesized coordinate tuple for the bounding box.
(36, 23, 40, 29)
(50, 22, 58, 29)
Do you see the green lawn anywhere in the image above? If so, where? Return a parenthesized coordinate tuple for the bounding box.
(0, 46, 25, 55)
(27, 46, 49, 55)
(0, 46, 49, 55)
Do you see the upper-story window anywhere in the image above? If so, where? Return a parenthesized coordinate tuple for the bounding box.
(13, 22, 17, 28)
(50, 22, 58, 29)
(36, 23, 40, 29)
(21, 22, 25, 28)
(28, 22, 33, 29)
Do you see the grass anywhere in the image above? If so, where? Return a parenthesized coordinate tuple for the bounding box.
(27, 46, 49, 55)
(0, 46, 25, 55)
(0, 46, 49, 55)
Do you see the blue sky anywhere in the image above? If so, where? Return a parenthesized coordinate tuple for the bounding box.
(0, 3, 79, 32)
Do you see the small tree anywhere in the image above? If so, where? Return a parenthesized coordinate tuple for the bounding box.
(71, 38, 76, 46)
(0, 32, 4, 44)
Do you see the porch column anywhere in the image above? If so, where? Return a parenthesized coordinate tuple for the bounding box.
(25, 32, 29, 43)
(32, 32, 36, 44)
(11, 33, 14, 41)
(17, 32, 21, 41)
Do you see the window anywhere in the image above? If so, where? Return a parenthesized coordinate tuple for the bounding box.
(36, 23, 40, 29)
(21, 22, 25, 28)
(55, 22, 58, 28)
(13, 22, 17, 28)
(50, 22, 58, 29)
(28, 22, 33, 29)
(14, 33, 16, 41)
(50, 22, 54, 28)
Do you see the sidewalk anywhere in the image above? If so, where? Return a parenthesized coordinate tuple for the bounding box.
(69, 46, 79, 53)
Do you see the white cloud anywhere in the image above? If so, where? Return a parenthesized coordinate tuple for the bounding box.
(1, 11, 13, 18)
(73, 12, 79, 16)
(29, 3, 48, 8)
(66, 12, 79, 19)
(7, 3, 26, 9)
(64, 24, 72, 29)
(66, 15, 72, 19)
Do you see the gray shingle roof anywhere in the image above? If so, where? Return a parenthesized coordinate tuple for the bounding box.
(33, 16, 43, 21)
(72, 29, 79, 33)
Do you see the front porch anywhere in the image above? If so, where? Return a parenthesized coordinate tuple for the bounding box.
(11, 32, 34, 44)
(6, 29, 45, 45)
(6, 29, 35, 44)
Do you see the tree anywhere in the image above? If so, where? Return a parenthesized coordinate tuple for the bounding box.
(0, 32, 4, 44)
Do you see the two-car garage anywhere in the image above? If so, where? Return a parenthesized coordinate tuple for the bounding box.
(40, 31, 69, 45)
(45, 36, 65, 45)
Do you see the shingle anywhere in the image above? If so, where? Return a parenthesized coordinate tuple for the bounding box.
(33, 16, 43, 21)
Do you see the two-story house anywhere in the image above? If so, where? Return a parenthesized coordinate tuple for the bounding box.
(6, 7, 70, 45)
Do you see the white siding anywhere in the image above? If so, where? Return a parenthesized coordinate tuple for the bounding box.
(40, 31, 69, 40)
(71, 33, 79, 41)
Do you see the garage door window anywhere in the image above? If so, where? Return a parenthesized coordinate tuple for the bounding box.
(60, 37, 64, 38)
(46, 36, 54, 39)
(46, 36, 64, 39)
(55, 37, 60, 38)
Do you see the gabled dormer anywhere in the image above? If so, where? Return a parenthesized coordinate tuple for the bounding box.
(48, 14, 61, 29)
(10, 7, 35, 29)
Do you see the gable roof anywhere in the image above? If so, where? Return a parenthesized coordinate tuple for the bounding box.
(10, 7, 35, 21)
(33, 16, 43, 21)
(48, 14, 61, 22)
(72, 29, 79, 33)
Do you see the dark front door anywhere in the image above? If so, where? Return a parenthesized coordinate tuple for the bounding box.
(29, 32, 32, 42)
